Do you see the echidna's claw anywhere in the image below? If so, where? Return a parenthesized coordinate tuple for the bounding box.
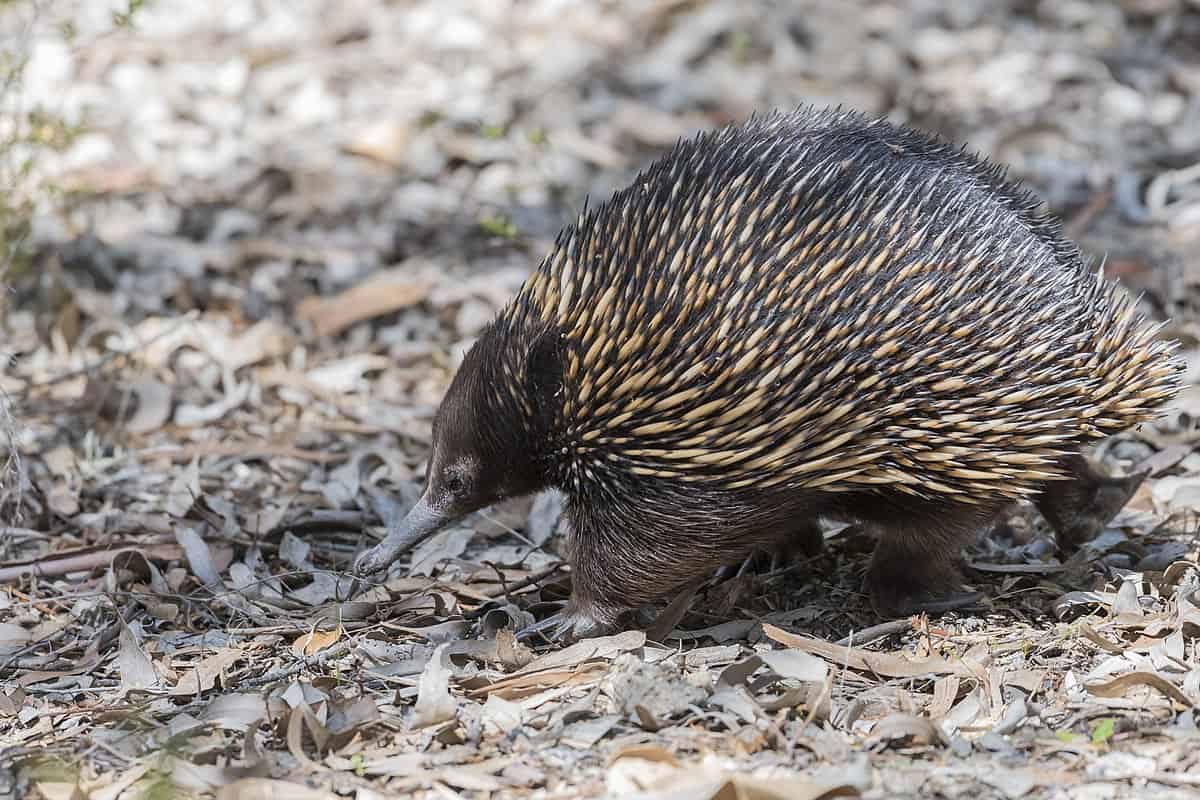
(870, 587, 985, 618)
(515, 612, 568, 642)
(516, 606, 613, 643)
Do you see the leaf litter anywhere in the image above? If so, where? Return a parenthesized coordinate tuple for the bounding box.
(2, 0, 1200, 798)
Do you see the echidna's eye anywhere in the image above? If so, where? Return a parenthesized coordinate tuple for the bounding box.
(443, 472, 465, 496)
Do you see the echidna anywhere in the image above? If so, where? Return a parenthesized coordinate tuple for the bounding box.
(354, 107, 1181, 639)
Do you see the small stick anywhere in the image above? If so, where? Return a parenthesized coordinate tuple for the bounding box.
(240, 640, 354, 688)
(477, 563, 566, 599)
(834, 618, 912, 648)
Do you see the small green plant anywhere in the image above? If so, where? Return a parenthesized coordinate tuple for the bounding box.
(1055, 728, 1082, 744)
(1091, 717, 1116, 747)
(480, 122, 506, 140)
(0, 0, 149, 501)
(479, 213, 518, 239)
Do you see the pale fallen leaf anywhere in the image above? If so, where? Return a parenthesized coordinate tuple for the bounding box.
(199, 693, 267, 732)
(608, 757, 859, 800)
(166, 458, 201, 517)
(125, 378, 173, 433)
(216, 778, 336, 800)
(517, 630, 646, 675)
(117, 619, 160, 694)
(480, 693, 524, 733)
(169, 648, 245, 696)
(292, 627, 342, 656)
(89, 764, 151, 800)
(343, 118, 411, 167)
(175, 526, 224, 591)
(297, 268, 434, 337)
(408, 526, 476, 576)
(411, 643, 457, 728)
(1086, 671, 1194, 707)
(870, 713, 946, 748)
(928, 675, 960, 719)
(174, 375, 252, 426)
(762, 623, 985, 678)
(0, 622, 31, 656)
(760, 648, 830, 683)
(305, 354, 393, 394)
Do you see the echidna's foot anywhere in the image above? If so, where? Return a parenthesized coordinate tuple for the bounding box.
(516, 602, 624, 643)
(352, 544, 392, 577)
(714, 545, 789, 582)
(795, 518, 826, 558)
(1036, 453, 1148, 553)
(864, 534, 978, 618)
(867, 580, 984, 618)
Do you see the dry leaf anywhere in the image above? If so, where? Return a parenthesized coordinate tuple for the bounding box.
(166, 458, 201, 517)
(292, 627, 343, 656)
(870, 713, 947, 748)
(125, 378, 174, 433)
(607, 757, 860, 800)
(297, 268, 434, 337)
(762, 623, 985, 678)
(217, 778, 336, 800)
(200, 693, 268, 732)
(170, 648, 245, 696)
(1086, 671, 1195, 707)
(760, 648, 830, 683)
(411, 643, 457, 728)
(117, 619, 160, 695)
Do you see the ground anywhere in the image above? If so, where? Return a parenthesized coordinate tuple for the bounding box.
(1, 1, 1200, 798)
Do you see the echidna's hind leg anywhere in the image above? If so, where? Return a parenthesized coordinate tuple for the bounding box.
(1035, 452, 1148, 553)
(857, 499, 1002, 618)
(714, 518, 824, 579)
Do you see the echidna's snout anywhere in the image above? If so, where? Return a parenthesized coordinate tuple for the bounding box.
(353, 493, 458, 576)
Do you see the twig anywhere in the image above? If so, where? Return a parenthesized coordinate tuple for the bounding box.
(240, 639, 354, 688)
(0, 544, 183, 583)
(835, 618, 913, 648)
(1063, 185, 1113, 240)
(477, 562, 566, 599)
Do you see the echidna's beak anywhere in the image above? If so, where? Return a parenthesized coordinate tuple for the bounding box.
(353, 494, 452, 576)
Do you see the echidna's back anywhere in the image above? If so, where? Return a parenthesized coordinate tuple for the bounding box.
(511, 107, 1180, 501)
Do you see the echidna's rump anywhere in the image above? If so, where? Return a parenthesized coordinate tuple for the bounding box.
(505, 107, 1179, 501)
(356, 106, 1183, 638)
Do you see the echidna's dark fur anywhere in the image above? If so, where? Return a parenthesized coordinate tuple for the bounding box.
(357, 107, 1182, 638)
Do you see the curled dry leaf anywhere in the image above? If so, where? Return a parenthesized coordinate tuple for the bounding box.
(762, 623, 985, 678)
(411, 643, 458, 729)
(200, 693, 268, 733)
(125, 378, 174, 433)
(870, 713, 947, 749)
(1086, 671, 1195, 707)
(117, 619, 160, 695)
(166, 459, 201, 517)
(174, 375, 252, 426)
(292, 627, 343, 656)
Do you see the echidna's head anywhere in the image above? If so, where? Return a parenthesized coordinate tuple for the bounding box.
(354, 318, 563, 576)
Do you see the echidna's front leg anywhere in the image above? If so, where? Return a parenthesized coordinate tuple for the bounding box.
(1036, 453, 1148, 553)
(861, 504, 999, 618)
